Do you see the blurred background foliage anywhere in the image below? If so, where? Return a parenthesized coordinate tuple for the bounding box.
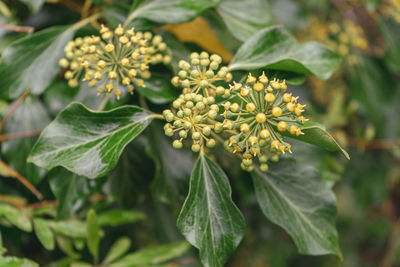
(0, 0, 399, 266)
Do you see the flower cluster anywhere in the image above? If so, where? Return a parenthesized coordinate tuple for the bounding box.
(222, 73, 307, 172)
(163, 93, 220, 152)
(164, 52, 308, 172)
(171, 52, 232, 97)
(59, 24, 169, 99)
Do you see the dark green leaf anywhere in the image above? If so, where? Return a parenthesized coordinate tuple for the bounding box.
(217, 0, 274, 42)
(128, 0, 220, 24)
(86, 209, 100, 261)
(0, 231, 6, 255)
(379, 19, 400, 73)
(251, 159, 341, 258)
(0, 256, 38, 267)
(2, 96, 51, 184)
(177, 153, 246, 267)
(48, 167, 100, 219)
(284, 121, 349, 160)
(109, 241, 190, 267)
(0, 203, 32, 232)
(28, 102, 153, 178)
(43, 80, 79, 116)
(97, 209, 146, 227)
(138, 74, 179, 104)
(48, 220, 86, 239)
(148, 122, 193, 204)
(0, 26, 76, 99)
(103, 237, 131, 264)
(33, 218, 55, 250)
(229, 25, 341, 80)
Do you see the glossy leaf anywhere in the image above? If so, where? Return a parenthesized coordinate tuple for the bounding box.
(138, 74, 179, 104)
(217, 0, 274, 42)
(103, 237, 131, 264)
(284, 121, 350, 160)
(0, 204, 32, 232)
(0, 26, 76, 99)
(55, 235, 80, 259)
(128, 0, 220, 24)
(251, 159, 342, 258)
(28, 102, 153, 178)
(109, 241, 190, 267)
(148, 123, 193, 203)
(49, 167, 100, 219)
(97, 209, 146, 227)
(177, 154, 246, 267)
(48, 220, 86, 239)
(0, 256, 38, 267)
(2, 96, 51, 184)
(229, 25, 341, 80)
(33, 218, 55, 251)
(86, 209, 100, 261)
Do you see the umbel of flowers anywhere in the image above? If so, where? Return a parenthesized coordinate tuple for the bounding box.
(59, 24, 170, 99)
(164, 52, 308, 172)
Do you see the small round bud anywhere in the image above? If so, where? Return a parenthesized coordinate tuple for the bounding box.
(240, 87, 250, 96)
(271, 140, 280, 149)
(286, 102, 295, 112)
(210, 61, 219, 70)
(181, 79, 190, 88)
(256, 113, 266, 123)
(206, 70, 214, 78)
(260, 164, 269, 172)
(270, 154, 279, 162)
(230, 103, 239, 112)
(260, 129, 270, 139)
(200, 51, 209, 59)
(248, 136, 258, 145)
(192, 143, 201, 152)
(253, 82, 264, 91)
(185, 101, 194, 108)
(216, 86, 225, 95)
(208, 109, 217, 119)
(190, 70, 200, 78)
(192, 132, 201, 140)
(190, 52, 199, 59)
(194, 94, 203, 102)
(240, 123, 250, 133)
(196, 102, 205, 110)
(179, 130, 188, 138)
(246, 103, 256, 112)
(206, 139, 216, 148)
(264, 93, 275, 102)
(283, 93, 292, 103)
(173, 140, 183, 149)
(259, 155, 268, 163)
(202, 126, 211, 136)
(59, 58, 69, 68)
(200, 79, 208, 88)
(105, 44, 114, 52)
(277, 121, 287, 132)
(178, 70, 187, 79)
(164, 128, 174, 136)
(173, 120, 182, 128)
(272, 107, 282, 117)
(183, 121, 192, 130)
(242, 159, 252, 167)
(214, 122, 223, 133)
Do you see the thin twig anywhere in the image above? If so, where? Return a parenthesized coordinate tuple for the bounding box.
(0, 129, 42, 142)
(0, 88, 30, 134)
(81, 0, 92, 19)
(0, 161, 43, 200)
(0, 24, 34, 33)
(97, 94, 111, 111)
(0, 194, 26, 208)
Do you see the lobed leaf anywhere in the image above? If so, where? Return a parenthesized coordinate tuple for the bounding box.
(128, 0, 220, 24)
(0, 26, 76, 99)
(229, 25, 341, 80)
(177, 154, 245, 267)
(251, 159, 342, 258)
(28, 102, 153, 178)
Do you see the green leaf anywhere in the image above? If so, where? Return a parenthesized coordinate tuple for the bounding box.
(229, 25, 341, 80)
(33, 218, 55, 250)
(43, 80, 79, 116)
(379, 19, 400, 73)
(251, 159, 341, 258)
(103, 237, 131, 264)
(138, 74, 179, 104)
(0, 256, 38, 267)
(97, 209, 146, 227)
(55, 235, 81, 259)
(99, 211, 139, 228)
(48, 167, 100, 219)
(177, 153, 246, 267)
(1, 96, 51, 184)
(128, 0, 220, 24)
(109, 241, 190, 267)
(217, 0, 274, 42)
(147, 122, 193, 204)
(28, 102, 153, 178)
(48, 220, 86, 239)
(284, 121, 350, 160)
(86, 209, 100, 261)
(0, 25, 76, 99)
(0, 204, 32, 232)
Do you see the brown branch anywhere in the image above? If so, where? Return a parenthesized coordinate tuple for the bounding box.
(0, 24, 34, 33)
(0, 194, 26, 208)
(27, 200, 58, 210)
(0, 88, 30, 134)
(0, 160, 43, 200)
(0, 129, 42, 142)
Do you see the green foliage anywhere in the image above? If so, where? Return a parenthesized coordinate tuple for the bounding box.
(0, 0, 398, 266)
